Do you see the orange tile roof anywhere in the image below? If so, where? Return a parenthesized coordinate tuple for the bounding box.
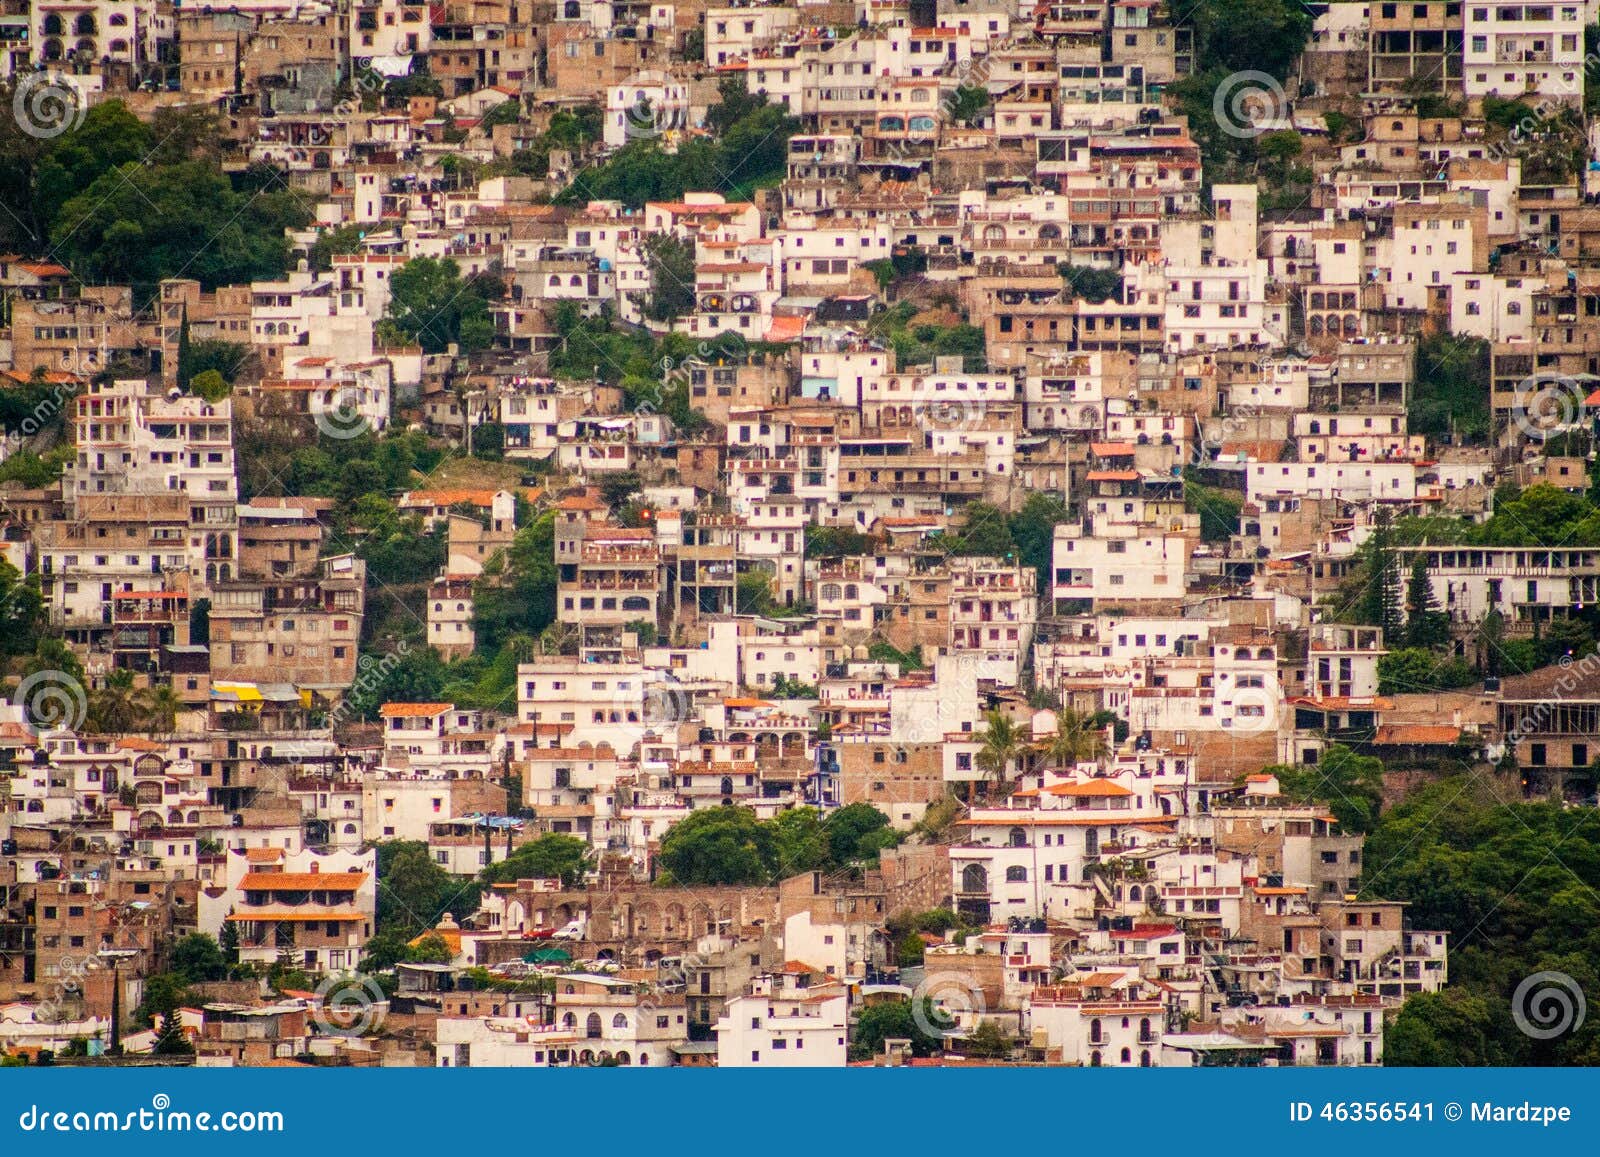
(1043, 780, 1135, 797)
(379, 702, 453, 717)
(239, 872, 369, 891)
(401, 488, 501, 507)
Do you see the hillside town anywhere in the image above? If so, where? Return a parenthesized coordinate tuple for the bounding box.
(1, 0, 1599, 1068)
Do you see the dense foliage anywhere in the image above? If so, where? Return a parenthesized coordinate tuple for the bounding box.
(555, 81, 796, 208)
(655, 804, 899, 886)
(1369, 780, 1600, 1065)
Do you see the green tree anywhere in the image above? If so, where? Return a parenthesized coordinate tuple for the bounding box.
(1184, 473, 1244, 543)
(945, 501, 1016, 557)
(1008, 492, 1071, 592)
(183, 339, 251, 388)
(643, 233, 696, 323)
(1409, 331, 1491, 441)
(825, 803, 897, 865)
(1041, 707, 1108, 767)
(1384, 989, 1515, 1066)
(1404, 556, 1451, 648)
(137, 972, 196, 1055)
(405, 933, 455, 964)
(975, 709, 1025, 797)
(51, 160, 308, 296)
(188, 369, 231, 403)
(767, 807, 834, 877)
(310, 223, 368, 270)
(852, 999, 948, 1059)
(1377, 648, 1477, 695)
(480, 98, 522, 130)
(87, 670, 140, 734)
(169, 933, 227, 984)
(1355, 514, 1404, 638)
(375, 840, 478, 935)
(474, 512, 559, 653)
(1058, 264, 1123, 303)
(481, 833, 592, 888)
(600, 470, 643, 509)
(382, 256, 499, 353)
(1180, 0, 1314, 76)
(656, 806, 775, 885)
(1267, 744, 1385, 833)
(0, 559, 43, 656)
(947, 84, 990, 126)
(736, 571, 780, 616)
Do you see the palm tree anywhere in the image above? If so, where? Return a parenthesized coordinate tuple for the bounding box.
(137, 683, 183, 733)
(974, 709, 1024, 800)
(88, 670, 139, 734)
(1041, 707, 1108, 769)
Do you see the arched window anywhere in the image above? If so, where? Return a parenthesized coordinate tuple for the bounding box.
(1120, 1047, 1132, 1064)
(961, 863, 988, 894)
(1090, 1051, 1102, 1067)
(1008, 826, 1026, 847)
(586, 1013, 602, 1039)
(612, 1013, 628, 1028)
(1089, 1018, 1103, 1044)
